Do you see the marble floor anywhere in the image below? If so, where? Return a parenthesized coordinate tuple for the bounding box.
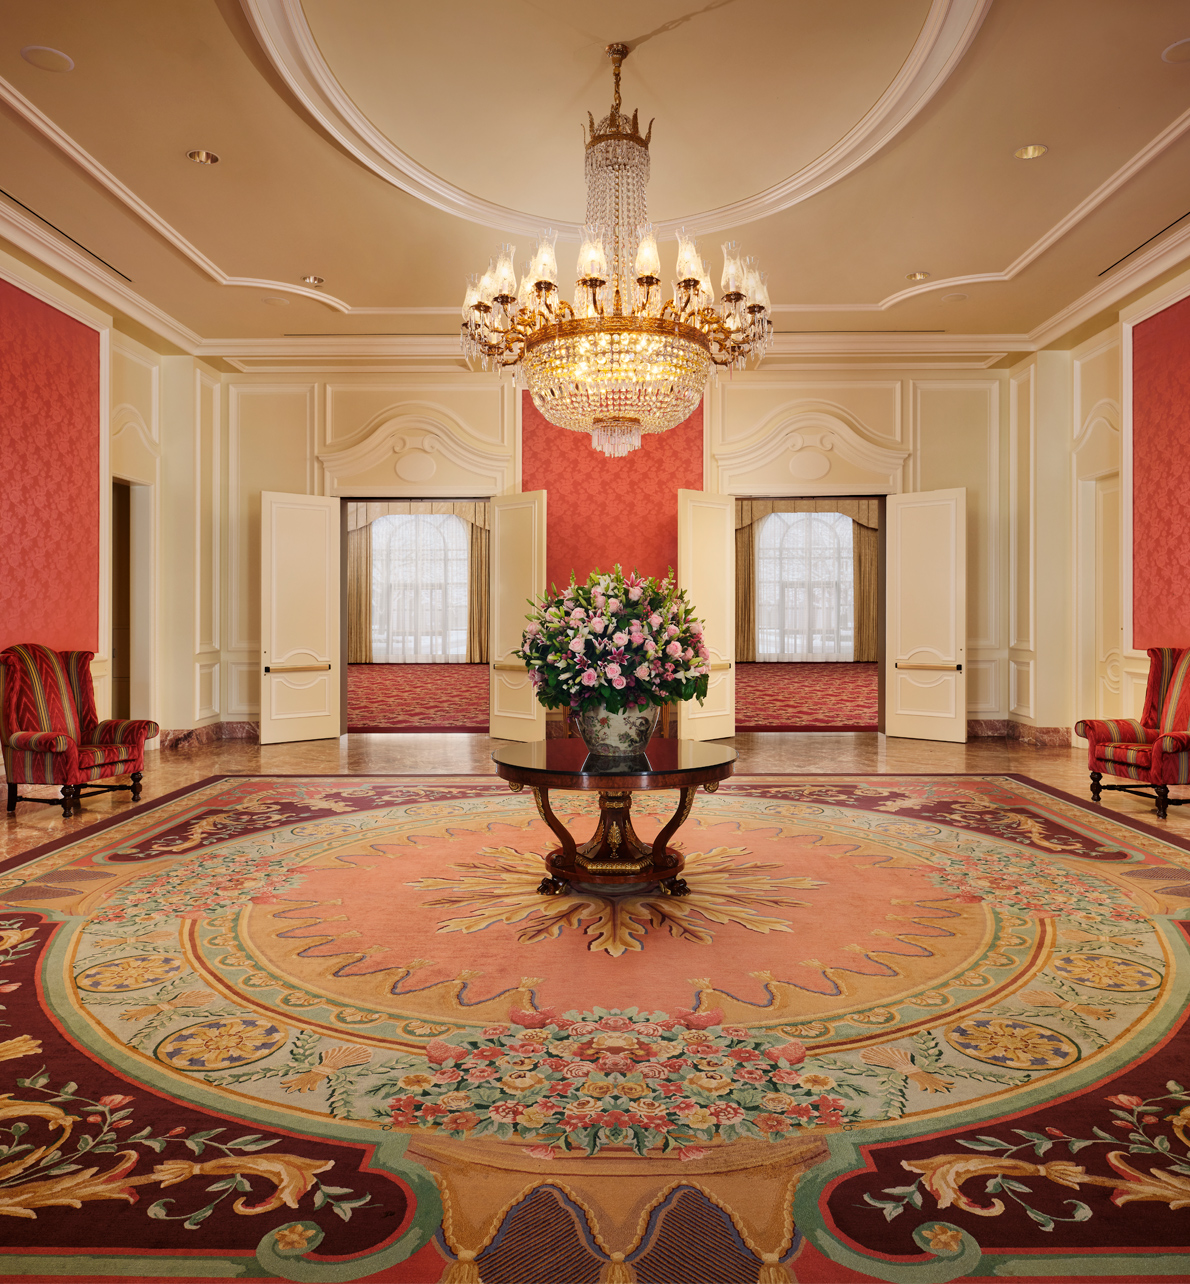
(3, 731, 1189, 861)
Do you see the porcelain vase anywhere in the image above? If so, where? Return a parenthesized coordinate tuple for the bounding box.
(574, 703, 661, 757)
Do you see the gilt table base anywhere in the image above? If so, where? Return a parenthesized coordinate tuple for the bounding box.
(530, 786, 701, 897)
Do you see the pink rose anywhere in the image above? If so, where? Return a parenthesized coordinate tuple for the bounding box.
(581, 669, 600, 686)
(570, 608, 586, 621)
(426, 1039, 459, 1065)
(590, 616, 606, 634)
(635, 664, 651, 680)
(468, 1067, 499, 1082)
(766, 1041, 808, 1065)
(562, 1062, 591, 1079)
(525, 621, 540, 637)
(649, 613, 662, 628)
(605, 663, 621, 678)
(599, 1016, 635, 1031)
(640, 1062, 669, 1080)
(683, 648, 693, 660)
(628, 586, 642, 601)
(666, 641, 682, 657)
(569, 1023, 599, 1036)
(771, 1069, 802, 1084)
(689, 620, 703, 636)
(608, 599, 621, 613)
(666, 624, 679, 638)
(611, 676, 627, 689)
(612, 632, 628, 646)
(489, 1101, 524, 1122)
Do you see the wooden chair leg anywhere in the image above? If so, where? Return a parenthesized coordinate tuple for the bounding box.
(6, 784, 15, 813)
(1089, 771, 1102, 802)
(131, 771, 143, 801)
(59, 785, 74, 818)
(1156, 785, 1170, 820)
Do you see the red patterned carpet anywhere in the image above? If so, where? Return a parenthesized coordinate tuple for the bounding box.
(349, 662, 877, 733)
(736, 661, 878, 730)
(348, 663, 489, 732)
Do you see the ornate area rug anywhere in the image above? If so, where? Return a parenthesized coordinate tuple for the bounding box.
(347, 665, 489, 733)
(2, 773, 1190, 1282)
(736, 663, 879, 731)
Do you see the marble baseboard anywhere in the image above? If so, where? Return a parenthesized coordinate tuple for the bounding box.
(160, 722, 260, 750)
(968, 720, 1009, 738)
(1008, 722, 1072, 748)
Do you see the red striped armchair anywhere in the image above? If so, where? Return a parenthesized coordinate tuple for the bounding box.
(1074, 647, 1190, 820)
(1, 643, 159, 818)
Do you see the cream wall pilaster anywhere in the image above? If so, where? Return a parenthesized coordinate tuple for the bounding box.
(1008, 350, 1073, 733)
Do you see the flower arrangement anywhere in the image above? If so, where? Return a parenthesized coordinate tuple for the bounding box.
(515, 567, 710, 715)
(373, 1007, 860, 1157)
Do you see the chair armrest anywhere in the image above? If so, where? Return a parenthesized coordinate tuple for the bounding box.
(92, 719, 160, 745)
(1074, 718, 1155, 744)
(1156, 732, 1190, 754)
(8, 731, 73, 753)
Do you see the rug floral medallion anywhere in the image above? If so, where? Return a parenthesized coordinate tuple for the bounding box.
(2, 773, 1190, 1281)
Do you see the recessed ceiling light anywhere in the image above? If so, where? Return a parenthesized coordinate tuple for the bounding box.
(261, 296, 290, 306)
(302, 275, 325, 286)
(20, 45, 74, 72)
(1162, 38, 1190, 63)
(1014, 144, 1048, 160)
(942, 292, 968, 302)
(187, 149, 219, 164)
(905, 271, 931, 281)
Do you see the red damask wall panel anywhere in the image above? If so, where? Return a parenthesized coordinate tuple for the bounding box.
(521, 391, 704, 590)
(1133, 293, 1190, 648)
(0, 279, 100, 652)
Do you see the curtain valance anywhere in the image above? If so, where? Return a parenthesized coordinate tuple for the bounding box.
(735, 496, 880, 531)
(347, 501, 491, 532)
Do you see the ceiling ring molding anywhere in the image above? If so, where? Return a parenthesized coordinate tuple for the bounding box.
(240, 0, 991, 238)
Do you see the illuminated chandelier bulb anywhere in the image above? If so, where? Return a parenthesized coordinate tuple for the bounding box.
(478, 261, 497, 307)
(493, 244, 518, 302)
(720, 242, 743, 295)
(675, 228, 702, 284)
(634, 228, 661, 281)
(532, 229, 559, 286)
(517, 265, 537, 311)
(461, 274, 480, 318)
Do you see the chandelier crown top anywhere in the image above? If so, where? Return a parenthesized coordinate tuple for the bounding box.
(586, 42, 652, 152)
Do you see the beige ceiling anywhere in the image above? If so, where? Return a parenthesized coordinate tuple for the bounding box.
(0, 0, 1187, 353)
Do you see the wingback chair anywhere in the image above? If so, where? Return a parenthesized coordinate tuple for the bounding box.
(1075, 647, 1190, 820)
(0, 643, 159, 818)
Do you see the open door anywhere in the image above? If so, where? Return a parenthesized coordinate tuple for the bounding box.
(677, 489, 735, 740)
(885, 487, 966, 742)
(490, 490, 547, 741)
(260, 491, 340, 745)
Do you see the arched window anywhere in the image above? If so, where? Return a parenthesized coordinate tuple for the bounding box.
(755, 511, 854, 661)
(371, 514, 469, 663)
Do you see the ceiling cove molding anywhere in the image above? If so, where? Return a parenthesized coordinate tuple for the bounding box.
(0, 73, 353, 313)
(0, 196, 200, 351)
(240, 0, 990, 239)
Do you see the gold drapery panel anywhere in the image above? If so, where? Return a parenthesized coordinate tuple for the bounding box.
(467, 522, 490, 663)
(345, 501, 492, 664)
(852, 522, 879, 662)
(346, 527, 372, 664)
(734, 497, 881, 664)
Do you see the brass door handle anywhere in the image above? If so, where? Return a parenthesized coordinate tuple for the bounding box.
(894, 662, 962, 672)
(264, 664, 332, 673)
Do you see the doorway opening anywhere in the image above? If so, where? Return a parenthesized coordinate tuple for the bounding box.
(342, 499, 492, 733)
(735, 497, 885, 731)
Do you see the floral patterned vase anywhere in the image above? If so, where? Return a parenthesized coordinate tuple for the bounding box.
(574, 704, 661, 757)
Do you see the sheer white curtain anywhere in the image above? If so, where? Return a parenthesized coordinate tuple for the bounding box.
(371, 514, 469, 663)
(756, 511, 854, 662)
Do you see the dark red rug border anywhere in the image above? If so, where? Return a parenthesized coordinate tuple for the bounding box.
(736, 723, 879, 732)
(5, 770, 1188, 875)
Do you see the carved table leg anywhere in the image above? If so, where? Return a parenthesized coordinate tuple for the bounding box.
(651, 787, 696, 869)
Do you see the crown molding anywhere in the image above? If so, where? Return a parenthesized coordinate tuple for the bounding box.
(240, 0, 989, 239)
(0, 73, 352, 313)
(0, 195, 200, 351)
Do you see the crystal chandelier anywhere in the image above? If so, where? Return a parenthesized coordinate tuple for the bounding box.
(461, 44, 773, 458)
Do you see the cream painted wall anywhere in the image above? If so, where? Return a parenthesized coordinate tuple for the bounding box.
(707, 371, 1009, 725)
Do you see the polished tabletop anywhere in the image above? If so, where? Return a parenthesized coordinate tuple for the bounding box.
(491, 738, 737, 781)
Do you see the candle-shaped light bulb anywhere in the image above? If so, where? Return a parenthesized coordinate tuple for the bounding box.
(461, 274, 480, 318)
(478, 261, 497, 306)
(742, 257, 760, 306)
(517, 265, 536, 310)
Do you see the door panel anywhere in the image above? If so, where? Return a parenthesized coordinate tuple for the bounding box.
(677, 489, 735, 741)
(260, 491, 340, 745)
(490, 490, 547, 741)
(885, 488, 967, 742)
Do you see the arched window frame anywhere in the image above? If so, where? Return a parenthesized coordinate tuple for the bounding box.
(371, 513, 469, 663)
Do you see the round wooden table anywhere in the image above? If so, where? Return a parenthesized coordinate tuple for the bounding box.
(491, 739, 737, 897)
